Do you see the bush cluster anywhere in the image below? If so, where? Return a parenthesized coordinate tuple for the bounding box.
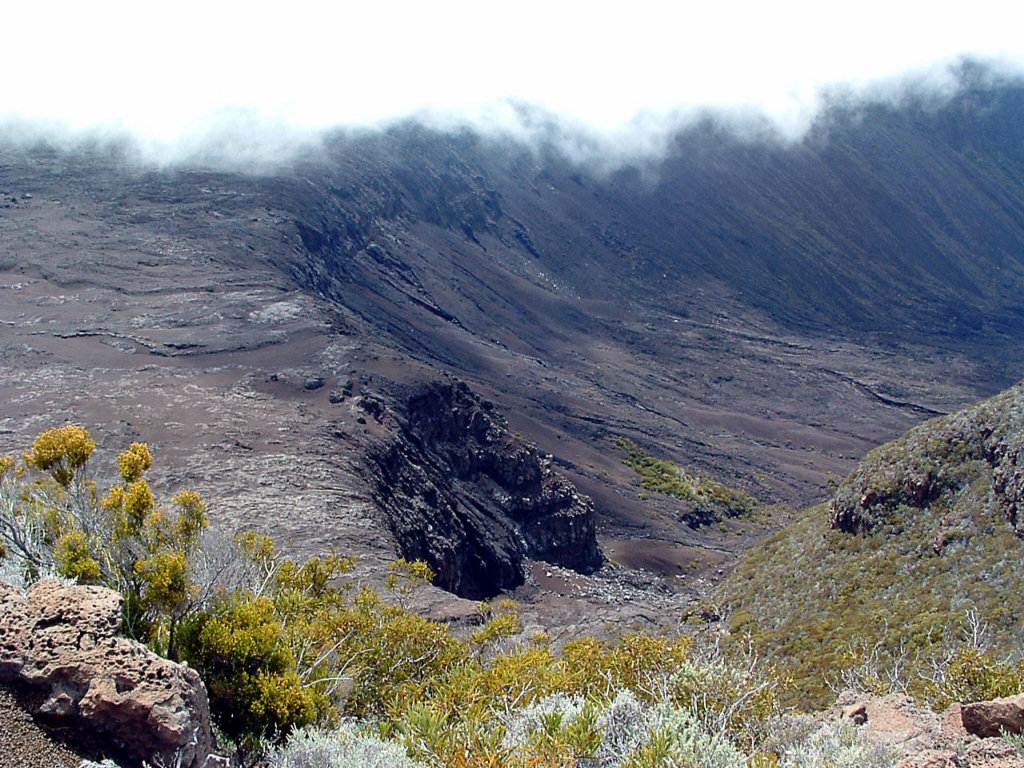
(3, 426, 985, 768)
(614, 438, 758, 524)
(270, 691, 897, 768)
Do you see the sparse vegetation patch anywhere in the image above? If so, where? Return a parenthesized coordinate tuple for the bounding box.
(615, 437, 759, 525)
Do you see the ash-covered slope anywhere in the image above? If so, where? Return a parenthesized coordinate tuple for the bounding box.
(718, 379, 1024, 703)
(282, 63, 1024, 368)
(2, 62, 1024, 597)
(261, 65, 1024, 517)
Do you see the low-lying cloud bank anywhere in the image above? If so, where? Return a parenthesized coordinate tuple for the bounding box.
(1, 56, 1022, 174)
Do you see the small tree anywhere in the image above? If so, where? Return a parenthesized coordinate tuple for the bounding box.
(100, 445, 209, 656)
(0, 426, 209, 656)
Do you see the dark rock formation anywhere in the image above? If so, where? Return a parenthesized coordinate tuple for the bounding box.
(990, 434, 1024, 538)
(362, 379, 602, 598)
(0, 580, 212, 768)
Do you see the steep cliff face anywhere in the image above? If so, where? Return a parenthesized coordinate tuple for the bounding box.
(362, 379, 602, 599)
(281, 67, 1024, 364)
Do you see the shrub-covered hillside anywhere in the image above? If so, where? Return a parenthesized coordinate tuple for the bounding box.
(0, 425, 874, 768)
(718, 380, 1024, 706)
(3, 424, 1023, 767)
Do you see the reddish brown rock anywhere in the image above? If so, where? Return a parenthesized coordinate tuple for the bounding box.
(0, 580, 212, 768)
(832, 690, 959, 761)
(895, 749, 959, 768)
(960, 737, 1024, 768)
(962, 694, 1024, 738)
(859, 693, 942, 753)
(941, 702, 969, 741)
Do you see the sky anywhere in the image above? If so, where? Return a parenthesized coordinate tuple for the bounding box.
(5, 0, 1024, 144)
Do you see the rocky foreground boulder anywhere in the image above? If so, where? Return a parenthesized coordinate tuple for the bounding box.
(0, 580, 212, 768)
(835, 690, 1024, 768)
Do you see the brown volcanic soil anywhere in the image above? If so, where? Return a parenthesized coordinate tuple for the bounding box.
(3, 75, 1024, 624)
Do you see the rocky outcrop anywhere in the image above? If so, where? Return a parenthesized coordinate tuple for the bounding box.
(833, 691, 1024, 768)
(0, 580, 212, 768)
(830, 381, 1024, 537)
(362, 378, 602, 599)
(962, 694, 1024, 738)
(835, 691, 951, 757)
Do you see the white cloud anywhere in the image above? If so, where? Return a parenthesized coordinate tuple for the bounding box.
(4, 0, 1024, 140)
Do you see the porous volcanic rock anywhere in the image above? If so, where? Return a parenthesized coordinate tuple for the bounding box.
(962, 694, 1024, 738)
(0, 580, 212, 768)
(362, 378, 602, 599)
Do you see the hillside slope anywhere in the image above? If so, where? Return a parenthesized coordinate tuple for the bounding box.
(718, 379, 1024, 704)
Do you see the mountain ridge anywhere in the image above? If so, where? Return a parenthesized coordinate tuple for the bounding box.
(718, 377, 1024, 705)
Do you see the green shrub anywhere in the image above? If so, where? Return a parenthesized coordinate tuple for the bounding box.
(669, 649, 785, 749)
(177, 594, 330, 753)
(502, 693, 602, 764)
(615, 437, 758, 524)
(625, 705, 746, 768)
(1002, 728, 1024, 758)
(919, 646, 1024, 710)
